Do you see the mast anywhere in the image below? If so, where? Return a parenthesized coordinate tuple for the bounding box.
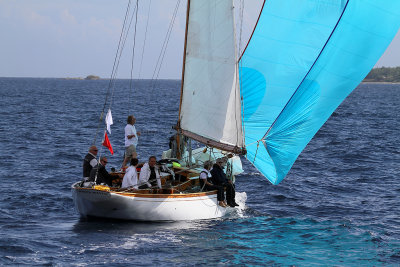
(177, 0, 190, 128)
(175, 0, 190, 159)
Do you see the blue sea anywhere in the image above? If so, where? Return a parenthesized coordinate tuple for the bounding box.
(0, 78, 399, 266)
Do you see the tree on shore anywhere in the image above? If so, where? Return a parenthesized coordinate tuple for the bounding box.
(364, 67, 400, 82)
(85, 75, 100, 80)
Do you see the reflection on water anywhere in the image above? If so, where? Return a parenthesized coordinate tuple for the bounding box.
(72, 217, 203, 234)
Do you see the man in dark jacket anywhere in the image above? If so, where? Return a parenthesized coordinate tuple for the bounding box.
(89, 156, 114, 186)
(83, 145, 98, 178)
(210, 157, 238, 207)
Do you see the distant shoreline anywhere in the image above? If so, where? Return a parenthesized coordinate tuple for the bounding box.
(361, 81, 400, 84)
(363, 66, 400, 83)
(0, 77, 399, 84)
(0, 76, 181, 81)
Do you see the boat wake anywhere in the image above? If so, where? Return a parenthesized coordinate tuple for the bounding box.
(224, 192, 247, 219)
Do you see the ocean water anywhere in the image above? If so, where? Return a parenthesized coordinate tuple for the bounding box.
(0, 78, 399, 266)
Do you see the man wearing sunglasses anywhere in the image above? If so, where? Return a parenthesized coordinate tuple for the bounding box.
(89, 156, 114, 186)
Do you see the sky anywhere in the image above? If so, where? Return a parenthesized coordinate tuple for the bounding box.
(0, 0, 399, 79)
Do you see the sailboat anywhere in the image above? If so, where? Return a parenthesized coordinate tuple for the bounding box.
(72, 0, 400, 221)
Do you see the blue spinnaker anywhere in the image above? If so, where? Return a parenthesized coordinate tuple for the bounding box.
(239, 0, 400, 184)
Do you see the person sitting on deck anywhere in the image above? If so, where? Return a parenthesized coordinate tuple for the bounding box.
(138, 156, 161, 189)
(211, 157, 239, 207)
(121, 150, 137, 172)
(200, 161, 227, 208)
(89, 156, 114, 186)
(82, 145, 98, 179)
(122, 158, 139, 189)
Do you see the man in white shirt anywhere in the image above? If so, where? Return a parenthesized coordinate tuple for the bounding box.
(122, 158, 139, 189)
(122, 115, 140, 168)
(138, 156, 161, 189)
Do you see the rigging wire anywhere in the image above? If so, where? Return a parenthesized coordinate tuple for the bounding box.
(150, 0, 181, 90)
(110, 1, 139, 111)
(94, 0, 138, 179)
(93, 0, 134, 144)
(128, 0, 140, 115)
(252, 141, 260, 164)
(138, 0, 152, 79)
(93, 0, 181, 147)
(91, 0, 184, 163)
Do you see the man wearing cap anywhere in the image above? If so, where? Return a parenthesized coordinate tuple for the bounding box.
(211, 157, 239, 207)
(200, 161, 227, 207)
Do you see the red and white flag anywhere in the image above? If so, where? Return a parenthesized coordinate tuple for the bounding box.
(102, 130, 114, 155)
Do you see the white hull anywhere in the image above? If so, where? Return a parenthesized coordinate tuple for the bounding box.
(71, 182, 236, 221)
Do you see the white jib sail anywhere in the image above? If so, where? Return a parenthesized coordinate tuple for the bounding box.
(180, 0, 243, 148)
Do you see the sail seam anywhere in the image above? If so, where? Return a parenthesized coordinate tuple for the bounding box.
(262, 139, 278, 183)
(237, 0, 247, 153)
(258, 0, 351, 183)
(262, 0, 350, 142)
(231, 0, 243, 151)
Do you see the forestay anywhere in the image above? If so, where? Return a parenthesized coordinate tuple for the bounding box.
(179, 0, 244, 152)
(239, 0, 400, 184)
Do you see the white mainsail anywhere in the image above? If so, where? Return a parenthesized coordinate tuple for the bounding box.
(179, 0, 243, 152)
